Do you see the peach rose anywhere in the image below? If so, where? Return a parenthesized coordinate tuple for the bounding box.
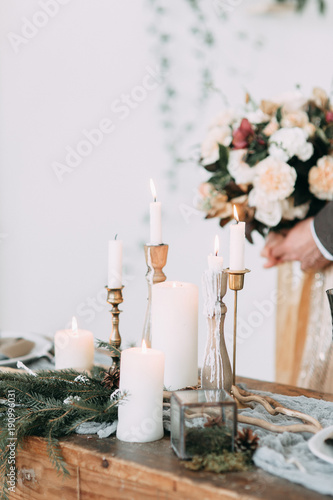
(263, 119, 279, 137)
(309, 156, 333, 200)
(312, 87, 329, 110)
(252, 156, 297, 202)
(197, 184, 233, 219)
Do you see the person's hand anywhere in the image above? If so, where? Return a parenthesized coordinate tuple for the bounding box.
(261, 231, 286, 268)
(265, 218, 331, 272)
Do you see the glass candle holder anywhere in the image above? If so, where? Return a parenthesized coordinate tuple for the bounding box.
(170, 389, 237, 460)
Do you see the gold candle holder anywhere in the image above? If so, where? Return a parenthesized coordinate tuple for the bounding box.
(225, 269, 251, 386)
(142, 244, 168, 347)
(106, 285, 124, 364)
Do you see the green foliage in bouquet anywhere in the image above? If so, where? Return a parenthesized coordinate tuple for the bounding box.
(198, 88, 333, 242)
(0, 366, 122, 500)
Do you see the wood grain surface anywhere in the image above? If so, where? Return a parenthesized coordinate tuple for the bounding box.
(6, 377, 333, 500)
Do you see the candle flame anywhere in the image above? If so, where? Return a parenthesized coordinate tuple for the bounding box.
(142, 339, 148, 353)
(71, 316, 78, 335)
(233, 205, 239, 223)
(150, 178, 157, 202)
(214, 235, 219, 257)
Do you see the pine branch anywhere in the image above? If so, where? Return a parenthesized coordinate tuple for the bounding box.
(96, 339, 122, 358)
(0, 366, 121, 492)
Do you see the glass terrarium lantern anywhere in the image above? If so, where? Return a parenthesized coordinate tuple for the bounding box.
(170, 389, 237, 460)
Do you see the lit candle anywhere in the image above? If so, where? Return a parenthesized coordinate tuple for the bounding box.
(151, 281, 198, 390)
(208, 235, 224, 272)
(149, 179, 162, 245)
(55, 317, 94, 371)
(229, 206, 245, 271)
(116, 341, 165, 443)
(108, 235, 122, 288)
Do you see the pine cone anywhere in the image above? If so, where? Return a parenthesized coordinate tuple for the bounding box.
(235, 428, 259, 455)
(102, 365, 120, 391)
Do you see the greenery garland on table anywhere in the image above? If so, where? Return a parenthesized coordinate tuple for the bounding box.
(0, 338, 260, 498)
(0, 360, 122, 500)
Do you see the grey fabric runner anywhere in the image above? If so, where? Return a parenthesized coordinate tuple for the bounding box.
(238, 385, 333, 496)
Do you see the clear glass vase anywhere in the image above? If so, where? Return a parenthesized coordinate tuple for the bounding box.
(201, 270, 232, 392)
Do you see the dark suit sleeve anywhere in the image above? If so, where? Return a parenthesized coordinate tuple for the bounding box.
(313, 201, 333, 255)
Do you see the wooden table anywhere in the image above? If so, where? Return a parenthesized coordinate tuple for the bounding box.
(8, 378, 333, 500)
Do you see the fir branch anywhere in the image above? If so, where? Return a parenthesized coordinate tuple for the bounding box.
(96, 339, 122, 358)
(0, 366, 120, 494)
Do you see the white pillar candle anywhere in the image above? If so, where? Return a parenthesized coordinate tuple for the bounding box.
(151, 281, 198, 390)
(55, 317, 94, 371)
(108, 237, 122, 288)
(149, 179, 162, 245)
(116, 342, 165, 443)
(208, 234, 224, 272)
(229, 206, 245, 271)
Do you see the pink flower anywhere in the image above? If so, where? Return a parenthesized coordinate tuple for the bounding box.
(325, 111, 333, 124)
(232, 118, 253, 149)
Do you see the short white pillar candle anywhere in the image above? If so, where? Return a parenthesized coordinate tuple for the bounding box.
(55, 317, 94, 371)
(116, 342, 165, 443)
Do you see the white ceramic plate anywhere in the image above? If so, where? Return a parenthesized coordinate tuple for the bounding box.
(308, 425, 333, 465)
(0, 331, 53, 367)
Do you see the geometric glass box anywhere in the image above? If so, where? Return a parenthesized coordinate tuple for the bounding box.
(170, 389, 237, 460)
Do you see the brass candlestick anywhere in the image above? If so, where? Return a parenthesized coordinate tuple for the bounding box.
(225, 269, 251, 386)
(142, 244, 168, 347)
(106, 286, 124, 364)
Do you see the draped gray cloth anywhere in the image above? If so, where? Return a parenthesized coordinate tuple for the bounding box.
(239, 386, 333, 496)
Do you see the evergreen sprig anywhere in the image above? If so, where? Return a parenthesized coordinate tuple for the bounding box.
(0, 366, 122, 499)
(96, 339, 122, 359)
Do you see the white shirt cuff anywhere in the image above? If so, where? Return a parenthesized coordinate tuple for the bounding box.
(310, 219, 333, 261)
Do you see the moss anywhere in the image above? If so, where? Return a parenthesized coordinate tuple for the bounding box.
(185, 425, 233, 456)
(185, 450, 253, 473)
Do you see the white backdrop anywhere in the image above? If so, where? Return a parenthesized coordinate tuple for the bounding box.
(1, 0, 333, 381)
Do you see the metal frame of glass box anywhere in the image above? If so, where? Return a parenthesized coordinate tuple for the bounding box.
(170, 389, 237, 460)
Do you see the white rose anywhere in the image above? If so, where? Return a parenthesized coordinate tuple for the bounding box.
(252, 156, 297, 202)
(201, 126, 232, 166)
(271, 90, 307, 113)
(309, 156, 333, 200)
(248, 189, 283, 227)
(209, 109, 236, 128)
(228, 149, 257, 185)
(245, 109, 270, 124)
(269, 127, 314, 162)
(281, 198, 310, 221)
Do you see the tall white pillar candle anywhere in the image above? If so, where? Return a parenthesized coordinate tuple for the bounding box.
(108, 237, 122, 288)
(116, 343, 165, 443)
(229, 206, 245, 270)
(207, 235, 224, 272)
(55, 317, 94, 370)
(151, 281, 198, 390)
(149, 179, 162, 245)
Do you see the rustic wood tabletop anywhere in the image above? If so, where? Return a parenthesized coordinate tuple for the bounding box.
(8, 377, 333, 500)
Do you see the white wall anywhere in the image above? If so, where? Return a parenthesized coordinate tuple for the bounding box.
(1, 0, 332, 382)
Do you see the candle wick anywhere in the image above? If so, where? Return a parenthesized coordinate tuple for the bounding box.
(115, 234, 118, 240)
(154, 196, 157, 203)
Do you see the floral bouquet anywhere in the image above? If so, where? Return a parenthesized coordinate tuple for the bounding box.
(198, 88, 333, 242)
